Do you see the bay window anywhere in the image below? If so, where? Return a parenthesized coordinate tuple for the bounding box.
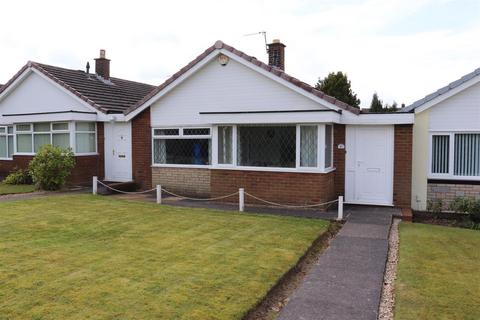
(431, 132, 480, 178)
(13, 122, 96, 155)
(153, 124, 335, 172)
(153, 128, 211, 165)
(0, 126, 14, 159)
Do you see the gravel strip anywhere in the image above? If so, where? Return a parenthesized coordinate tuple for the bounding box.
(379, 218, 400, 320)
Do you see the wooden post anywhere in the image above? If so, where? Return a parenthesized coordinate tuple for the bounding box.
(93, 176, 98, 195)
(239, 188, 245, 212)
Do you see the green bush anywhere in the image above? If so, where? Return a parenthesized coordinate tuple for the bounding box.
(468, 201, 480, 226)
(29, 145, 75, 191)
(449, 197, 475, 214)
(427, 199, 443, 214)
(3, 168, 33, 185)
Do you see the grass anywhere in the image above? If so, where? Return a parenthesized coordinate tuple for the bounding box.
(395, 223, 480, 320)
(0, 194, 329, 319)
(0, 182, 35, 195)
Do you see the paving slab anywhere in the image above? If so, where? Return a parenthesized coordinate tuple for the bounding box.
(278, 206, 397, 320)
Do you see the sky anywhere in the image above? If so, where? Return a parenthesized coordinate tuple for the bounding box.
(1, 0, 479, 108)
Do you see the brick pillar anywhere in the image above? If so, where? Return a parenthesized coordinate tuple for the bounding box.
(131, 108, 152, 189)
(393, 124, 413, 207)
(333, 124, 346, 198)
(97, 122, 105, 180)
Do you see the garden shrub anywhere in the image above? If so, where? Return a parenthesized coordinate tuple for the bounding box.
(3, 168, 33, 185)
(449, 197, 475, 214)
(427, 199, 443, 215)
(29, 145, 75, 191)
(467, 200, 480, 227)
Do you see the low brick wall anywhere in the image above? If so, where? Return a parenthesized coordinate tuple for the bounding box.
(427, 182, 480, 210)
(152, 167, 211, 197)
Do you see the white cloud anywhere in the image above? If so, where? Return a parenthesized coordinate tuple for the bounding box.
(1, 0, 479, 107)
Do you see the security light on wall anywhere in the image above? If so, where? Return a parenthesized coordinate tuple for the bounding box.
(217, 54, 229, 66)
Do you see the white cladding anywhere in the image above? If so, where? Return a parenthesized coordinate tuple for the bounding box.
(429, 81, 480, 131)
(150, 58, 328, 127)
(0, 71, 93, 117)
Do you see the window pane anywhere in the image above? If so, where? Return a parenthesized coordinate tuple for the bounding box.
(7, 126, 13, 134)
(0, 136, 6, 158)
(34, 122, 51, 132)
(0, 127, 5, 134)
(325, 125, 333, 168)
(218, 126, 233, 164)
(53, 133, 70, 149)
(16, 124, 31, 132)
(154, 139, 211, 165)
(76, 133, 96, 153)
(34, 134, 51, 152)
(52, 123, 69, 131)
(432, 135, 449, 174)
(300, 126, 318, 167)
(17, 134, 32, 153)
(7, 136, 14, 158)
(237, 126, 296, 168)
(183, 128, 210, 136)
(153, 128, 179, 136)
(76, 122, 95, 132)
(454, 134, 480, 176)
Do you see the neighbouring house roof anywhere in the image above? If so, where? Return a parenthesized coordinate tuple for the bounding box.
(126, 40, 361, 116)
(0, 62, 155, 114)
(401, 67, 480, 113)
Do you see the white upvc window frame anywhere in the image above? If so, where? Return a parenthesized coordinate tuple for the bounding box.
(0, 125, 14, 160)
(151, 124, 336, 173)
(429, 130, 480, 180)
(12, 121, 97, 156)
(152, 126, 212, 167)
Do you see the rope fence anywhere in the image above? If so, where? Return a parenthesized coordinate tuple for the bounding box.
(92, 176, 344, 220)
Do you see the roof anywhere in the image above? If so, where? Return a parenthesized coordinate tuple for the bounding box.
(126, 40, 360, 116)
(0, 62, 155, 114)
(401, 67, 480, 113)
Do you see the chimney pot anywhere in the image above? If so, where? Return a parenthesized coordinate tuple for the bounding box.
(267, 40, 286, 71)
(95, 49, 110, 80)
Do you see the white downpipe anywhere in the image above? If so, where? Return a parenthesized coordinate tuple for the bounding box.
(337, 196, 344, 220)
(156, 185, 162, 204)
(239, 188, 245, 212)
(92, 176, 98, 195)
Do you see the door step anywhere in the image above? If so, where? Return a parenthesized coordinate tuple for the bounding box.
(98, 181, 137, 195)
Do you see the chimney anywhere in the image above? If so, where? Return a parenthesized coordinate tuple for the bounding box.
(95, 49, 110, 79)
(267, 39, 286, 71)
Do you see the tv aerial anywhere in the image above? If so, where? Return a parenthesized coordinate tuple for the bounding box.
(244, 31, 268, 53)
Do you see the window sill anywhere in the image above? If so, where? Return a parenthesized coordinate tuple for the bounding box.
(151, 163, 336, 174)
(0, 157, 13, 161)
(428, 175, 480, 182)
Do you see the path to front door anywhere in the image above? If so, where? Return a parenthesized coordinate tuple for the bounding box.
(278, 206, 398, 320)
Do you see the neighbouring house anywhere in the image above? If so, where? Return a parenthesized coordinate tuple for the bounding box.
(0, 50, 155, 185)
(401, 67, 480, 211)
(0, 40, 414, 207)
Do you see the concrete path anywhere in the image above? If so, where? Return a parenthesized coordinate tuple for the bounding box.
(278, 206, 398, 320)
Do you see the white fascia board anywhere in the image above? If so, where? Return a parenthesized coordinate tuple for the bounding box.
(415, 75, 480, 114)
(341, 112, 414, 125)
(125, 50, 220, 121)
(0, 68, 33, 103)
(218, 49, 343, 113)
(3, 112, 99, 123)
(199, 111, 341, 124)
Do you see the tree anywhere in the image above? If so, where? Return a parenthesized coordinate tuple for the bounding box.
(315, 71, 360, 108)
(369, 92, 383, 112)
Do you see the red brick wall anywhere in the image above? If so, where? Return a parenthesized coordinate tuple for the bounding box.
(211, 169, 335, 206)
(131, 108, 152, 189)
(333, 124, 345, 198)
(97, 122, 105, 180)
(393, 124, 413, 207)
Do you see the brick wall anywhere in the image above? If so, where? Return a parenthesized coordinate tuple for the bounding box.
(333, 124, 345, 198)
(152, 167, 211, 196)
(428, 183, 480, 211)
(211, 169, 335, 206)
(393, 124, 413, 207)
(132, 108, 152, 189)
(97, 122, 105, 180)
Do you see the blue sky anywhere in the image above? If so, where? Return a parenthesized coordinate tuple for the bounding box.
(0, 0, 479, 108)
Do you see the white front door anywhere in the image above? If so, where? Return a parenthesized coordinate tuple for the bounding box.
(345, 125, 394, 206)
(104, 122, 132, 182)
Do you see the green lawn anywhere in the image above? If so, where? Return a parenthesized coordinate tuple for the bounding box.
(0, 182, 35, 195)
(0, 195, 328, 319)
(396, 223, 480, 320)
